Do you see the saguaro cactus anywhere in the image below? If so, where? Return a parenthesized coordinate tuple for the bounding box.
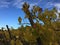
(6, 25, 12, 39)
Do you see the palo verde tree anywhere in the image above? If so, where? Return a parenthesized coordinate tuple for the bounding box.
(22, 2, 34, 27)
(21, 2, 57, 28)
(18, 2, 60, 45)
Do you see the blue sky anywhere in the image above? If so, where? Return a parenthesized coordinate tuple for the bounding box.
(0, 0, 60, 29)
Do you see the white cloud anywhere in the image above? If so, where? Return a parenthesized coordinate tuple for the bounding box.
(13, 0, 22, 6)
(52, 3, 60, 13)
(13, 2, 23, 9)
(52, 3, 60, 20)
(0, 4, 9, 8)
(13, 0, 39, 9)
(0, 1, 10, 8)
(43, 2, 53, 9)
(0, 0, 41, 9)
(54, 3, 60, 8)
(45, 2, 60, 13)
(12, 0, 25, 9)
(53, 3, 60, 13)
(0, 0, 38, 9)
(29, 3, 38, 9)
